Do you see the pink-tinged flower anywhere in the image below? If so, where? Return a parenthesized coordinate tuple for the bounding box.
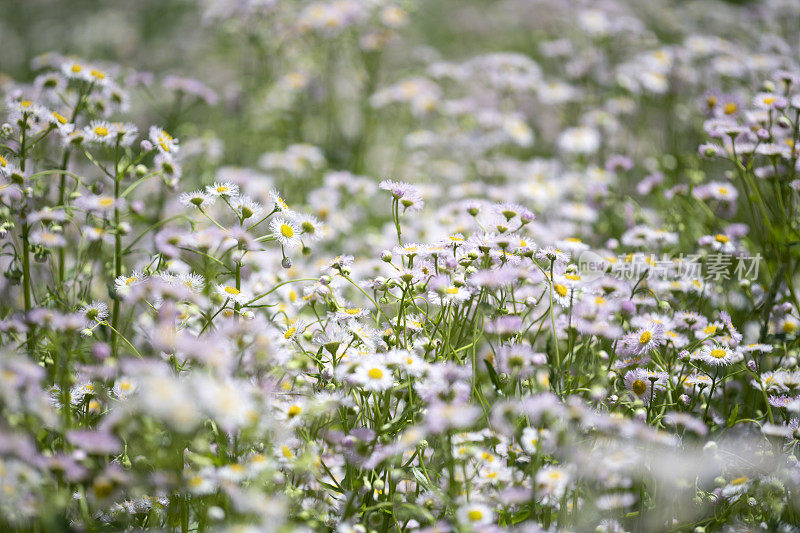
(621, 322, 666, 356)
(66, 430, 121, 455)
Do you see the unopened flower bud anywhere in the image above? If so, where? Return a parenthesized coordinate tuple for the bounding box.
(281, 257, 292, 269)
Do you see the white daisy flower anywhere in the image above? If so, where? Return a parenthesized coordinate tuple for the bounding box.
(269, 188, 295, 216)
(457, 502, 494, 526)
(353, 360, 394, 392)
(215, 284, 248, 305)
(429, 285, 471, 306)
(179, 189, 216, 209)
(149, 126, 179, 154)
(174, 273, 205, 292)
(30, 230, 66, 248)
(699, 344, 736, 367)
(79, 300, 109, 324)
(231, 195, 264, 221)
(281, 319, 307, 341)
(206, 181, 240, 198)
(114, 270, 148, 295)
(295, 213, 326, 242)
(270, 217, 301, 248)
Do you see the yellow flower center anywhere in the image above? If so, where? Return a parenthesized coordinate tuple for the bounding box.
(565, 273, 581, 281)
(159, 134, 172, 151)
(710, 348, 726, 359)
(731, 476, 748, 485)
(631, 379, 647, 395)
(723, 102, 737, 114)
(467, 510, 484, 522)
(714, 234, 729, 243)
(704, 325, 717, 335)
(281, 445, 293, 459)
(718, 187, 729, 195)
(287, 405, 302, 417)
(90, 69, 105, 80)
(368, 368, 384, 380)
(639, 331, 652, 344)
(763, 96, 776, 105)
(71, 64, 82, 73)
(445, 287, 459, 295)
(554, 284, 568, 297)
(94, 126, 109, 137)
(125, 276, 137, 285)
(20, 100, 31, 108)
(280, 224, 294, 238)
(283, 327, 296, 339)
(98, 197, 114, 207)
(224, 286, 240, 295)
(52, 112, 68, 124)
(0, 156, 6, 167)
(346, 308, 361, 315)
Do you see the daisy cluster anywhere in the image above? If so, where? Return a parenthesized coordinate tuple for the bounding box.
(2, 0, 800, 532)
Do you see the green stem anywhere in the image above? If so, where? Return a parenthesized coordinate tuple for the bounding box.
(111, 139, 122, 358)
